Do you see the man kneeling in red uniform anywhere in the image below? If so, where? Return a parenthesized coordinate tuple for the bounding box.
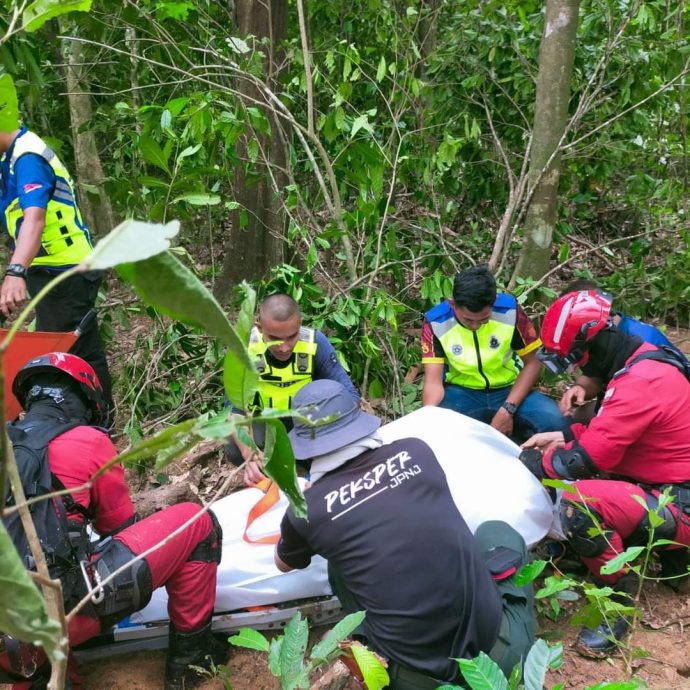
(0, 353, 227, 689)
(520, 290, 690, 657)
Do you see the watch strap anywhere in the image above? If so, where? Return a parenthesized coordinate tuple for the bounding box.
(501, 401, 518, 415)
(5, 263, 27, 279)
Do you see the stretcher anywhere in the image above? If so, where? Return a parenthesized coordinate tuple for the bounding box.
(1, 310, 96, 421)
(74, 407, 556, 660)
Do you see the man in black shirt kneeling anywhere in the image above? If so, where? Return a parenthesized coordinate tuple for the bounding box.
(274, 380, 536, 689)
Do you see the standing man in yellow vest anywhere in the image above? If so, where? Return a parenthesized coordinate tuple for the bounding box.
(421, 266, 567, 440)
(0, 126, 113, 420)
(225, 294, 360, 482)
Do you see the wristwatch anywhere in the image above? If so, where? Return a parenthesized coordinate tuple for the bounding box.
(5, 263, 27, 279)
(501, 401, 518, 416)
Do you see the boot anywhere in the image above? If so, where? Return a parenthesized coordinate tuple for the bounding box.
(164, 620, 229, 690)
(576, 615, 631, 658)
(576, 574, 636, 658)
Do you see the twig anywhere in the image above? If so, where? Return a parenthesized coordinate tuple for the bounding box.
(520, 230, 648, 298)
(296, 0, 315, 136)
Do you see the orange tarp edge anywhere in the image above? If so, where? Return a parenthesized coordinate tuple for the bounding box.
(1, 330, 79, 421)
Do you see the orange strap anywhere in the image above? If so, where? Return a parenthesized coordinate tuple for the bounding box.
(243, 478, 281, 545)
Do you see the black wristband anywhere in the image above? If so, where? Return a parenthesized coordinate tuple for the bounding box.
(5, 263, 27, 279)
(501, 401, 518, 416)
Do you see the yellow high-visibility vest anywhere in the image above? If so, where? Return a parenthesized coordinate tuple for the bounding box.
(426, 295, 527, 389)
(4, 130, 92, 269)
(248, 326, 318, 409)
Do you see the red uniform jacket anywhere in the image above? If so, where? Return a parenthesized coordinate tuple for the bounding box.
(544, 344, 690, 485)
(48, 426, 134, 534)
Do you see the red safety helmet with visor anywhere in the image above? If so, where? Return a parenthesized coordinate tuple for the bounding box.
(537, 290, 613, 375)
(12, 352, 106, 426)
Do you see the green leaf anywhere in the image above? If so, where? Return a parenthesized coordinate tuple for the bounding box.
(514, 560, 547, 587)
(194, 412, 235, 440)
(227, 36, 251, 54)
(600, 547, 645, 576)
(268, 637, 283, 676)
(507, 661, 522, 690)
(523, 640, 562, 690)
(541, 478, 575, 493)
(139, 135, 171, 174)
(0, 522, 60, 656)
(23, 0, 92, 32)
(173, 193, 221, 206)
(376, 56, 386, 83)
(112, 419, 196, 471)
(350, 644, 390, 690)
(81, 219, 180, 271)
(176, 144, 201, 163)
(154, 434, 199, 471)
(116, 251, 252, 368)
(351, 115, 373, 138)
(236, 282, 257, 345)
(223, 283, 258, 410)
(535, 575, 578, 599)
(0, 73, 19, 131)
(310, 611, 366, 662)
(279, 612, 309, 690)
(263, 419, 307, 519)
(223, 347, 258, 411)
(228, 628, 270, 652)
(458, 651, 508, 690)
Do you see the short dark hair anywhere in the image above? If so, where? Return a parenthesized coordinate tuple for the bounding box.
(259, 294, 301, 322)
(452, 265, 496, 312)
(561, 278, 599, 296)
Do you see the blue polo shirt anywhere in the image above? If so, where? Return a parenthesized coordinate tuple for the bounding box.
(0, 128, 55, 239)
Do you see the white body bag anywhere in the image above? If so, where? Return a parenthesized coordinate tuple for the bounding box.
(129, 406, 554, 625)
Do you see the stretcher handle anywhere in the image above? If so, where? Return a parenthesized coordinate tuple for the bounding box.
(75, 309, 97, 337)
(243, 478, 281, 545)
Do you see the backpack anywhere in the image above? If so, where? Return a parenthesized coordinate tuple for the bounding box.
(3, 415, 93, 609)
(613, 345, 690, 382)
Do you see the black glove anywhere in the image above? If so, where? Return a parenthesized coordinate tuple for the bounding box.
(519, 448, 546, 481)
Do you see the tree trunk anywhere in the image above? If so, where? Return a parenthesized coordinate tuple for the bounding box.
(59, 23, 117, 238)
(214, 0, 288, 302)
(511, 0, 580, 283)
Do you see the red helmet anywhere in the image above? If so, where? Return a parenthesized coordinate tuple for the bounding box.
(12, 352, 106, 425)
(537, 290, 613, 374)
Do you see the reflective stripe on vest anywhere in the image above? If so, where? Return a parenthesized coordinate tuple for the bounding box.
(5, 131, 92, 268)
(247, 326, 317, 410)
(427, 297, 521, 389)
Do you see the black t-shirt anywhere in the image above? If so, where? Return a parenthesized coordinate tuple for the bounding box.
(277, 438, 502, 682)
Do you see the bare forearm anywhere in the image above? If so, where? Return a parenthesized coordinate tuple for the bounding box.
(507, 356, 541, 406)
(422, 381, 445, 406)
(11, 216, 44, 267)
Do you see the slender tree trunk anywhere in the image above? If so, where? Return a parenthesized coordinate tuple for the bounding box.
(59, 22, 117, 238)
(512, 0, 580, 283)
(214, 0, 288, 302)
(125, 25, 142, 137)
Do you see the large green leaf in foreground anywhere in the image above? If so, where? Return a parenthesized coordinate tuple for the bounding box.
(263, 419, 307, 519)
(0, 522, 60, 655)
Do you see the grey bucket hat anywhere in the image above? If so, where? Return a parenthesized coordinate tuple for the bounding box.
(288, 380, 381, 460)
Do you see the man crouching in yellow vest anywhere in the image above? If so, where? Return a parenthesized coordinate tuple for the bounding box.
(421, 266, 568, 441)
(225, 294, 360, 483)
(0, 126, 113, 421)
